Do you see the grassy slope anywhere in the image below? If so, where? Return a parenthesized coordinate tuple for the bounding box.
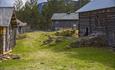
(0, 32, 115, 70)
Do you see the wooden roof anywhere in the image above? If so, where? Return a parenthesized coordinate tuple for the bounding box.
(0, 8, 14, 26)
(51, 13, 79, 20)
(0, 0, 15, 26)
(76, 0, 115, 13)
(0, 0, 15, 7)
(17, 19, 27, 27)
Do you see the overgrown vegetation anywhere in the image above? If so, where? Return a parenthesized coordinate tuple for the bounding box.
(16, 0, 78, 30)
(55, 29, 77, 37)
(79, 0, 90, 8)
(0, 32, 115, 70)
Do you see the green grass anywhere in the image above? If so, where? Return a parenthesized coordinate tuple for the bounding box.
(0, 31, 115, 70)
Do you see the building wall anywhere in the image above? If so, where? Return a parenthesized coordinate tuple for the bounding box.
(79, 7, 115, 46)
(17, 26, 27, 34)
(52, 20, 78, 30)
(79, 13, 91, 36)
(1, 26, 16, 54)
(0, 14, 17, 54)
(0, 27, 3, 54)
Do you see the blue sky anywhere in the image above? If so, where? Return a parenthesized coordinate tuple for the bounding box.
(22, 0, 47, 3)
(22, 0, 47, 5)
(38, 0, 47, 4)
(22, 0, 79, 4)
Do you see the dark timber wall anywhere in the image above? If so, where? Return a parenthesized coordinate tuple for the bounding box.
(52, 20, 78, 30)
(79, 7, 115, 46)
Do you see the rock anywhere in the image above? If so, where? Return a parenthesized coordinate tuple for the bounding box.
(5, 56, 11, 59)
(11, 55, 20, 60)
(0, 55, 3, 59)
(55, 38, 62, 43)
(66, 45, 71, 49)
(69, 33, 107, 48)
(42, 35, 54, 45)
(40, 62, 44, 64)
(0, 54, 20, 60)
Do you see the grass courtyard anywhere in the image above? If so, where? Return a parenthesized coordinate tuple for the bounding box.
(0, 32, 115, 70)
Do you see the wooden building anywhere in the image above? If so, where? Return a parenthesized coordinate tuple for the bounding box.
(17, 19, 28, 34)
(51, 13, 79, 30)
(0, 0, 17, 54)
(76, 0, 115, 46)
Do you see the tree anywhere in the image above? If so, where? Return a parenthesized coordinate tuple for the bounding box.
(16, 0, 79, 30)
(16, 2, 40, 30)
(79, 0, 90, 8)
(14, 0, 23, 10)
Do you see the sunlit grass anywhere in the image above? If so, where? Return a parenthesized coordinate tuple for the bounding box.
(0, 31, 115, 70)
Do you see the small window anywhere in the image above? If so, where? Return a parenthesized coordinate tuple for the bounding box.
(95, 15, 101, 26)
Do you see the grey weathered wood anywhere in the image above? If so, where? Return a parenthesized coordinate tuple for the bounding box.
(79, 7, 115, 47)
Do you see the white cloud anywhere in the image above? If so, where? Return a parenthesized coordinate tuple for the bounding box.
(22, 0, 27, 3)
(72, 0, 78, 1)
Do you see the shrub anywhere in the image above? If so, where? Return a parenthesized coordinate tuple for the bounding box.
(55, 29, 76, 37)
(42, 35, 64, 46)
(16, 34, 27, 40)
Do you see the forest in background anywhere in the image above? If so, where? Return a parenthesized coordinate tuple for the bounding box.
(15, 0, 90, 30)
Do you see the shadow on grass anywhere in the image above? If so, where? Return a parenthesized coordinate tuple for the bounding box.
(12, 32, 115, 69)
(42, 39, 115, 69)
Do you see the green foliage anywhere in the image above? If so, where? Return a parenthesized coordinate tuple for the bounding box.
(16, 0, 78, 30)
(16, 0, 90, 30)
(15, 0, 23, 10)
(16, 34, 27, 40)
(55, 29, 76, 37)
(79, 0, 90, 8)
(16, 3, 40, 30)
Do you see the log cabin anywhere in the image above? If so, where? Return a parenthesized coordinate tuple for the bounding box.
(76, 0, 115, 47)
(0, 0, 17, 54)
(17, 19, 28, 34)
(51, 13, 79, 30)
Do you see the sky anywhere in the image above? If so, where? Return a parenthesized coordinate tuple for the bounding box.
(22, 0, 47, 5)
(22, 0, 79, 4)
(22, 0, 27, 4)
(22, 0, 27, 3)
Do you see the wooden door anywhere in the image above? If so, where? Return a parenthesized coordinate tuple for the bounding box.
(107, 32, 115, 46)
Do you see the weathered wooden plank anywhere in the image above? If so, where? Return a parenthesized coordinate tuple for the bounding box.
(0, 27, 3, 54)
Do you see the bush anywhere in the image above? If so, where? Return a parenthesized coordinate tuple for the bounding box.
(16, 34, 27, 40)
(55, 29, 76, 37)
(42, 35, 64, 46)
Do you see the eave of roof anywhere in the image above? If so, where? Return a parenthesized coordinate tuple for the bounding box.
(17, 19, 27, 26)
(51, 19, 78, 21)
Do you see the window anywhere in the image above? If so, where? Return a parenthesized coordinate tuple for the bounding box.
(95, 15, 100, 26)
